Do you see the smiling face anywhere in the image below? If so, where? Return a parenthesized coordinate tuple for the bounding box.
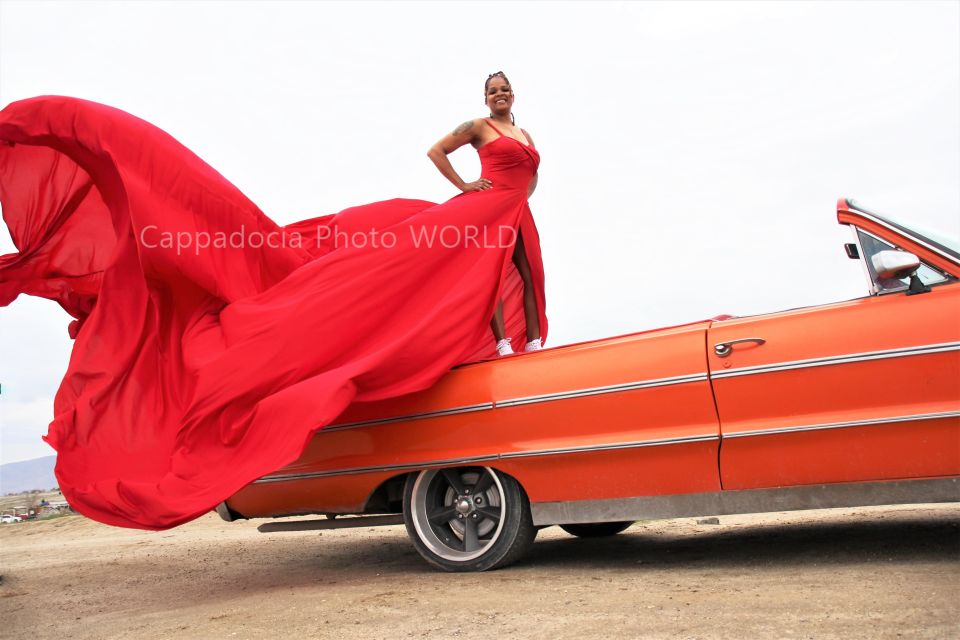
(485, 75, 514, 116)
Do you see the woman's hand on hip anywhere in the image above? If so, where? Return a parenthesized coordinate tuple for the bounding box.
(461, 178, 493, 192)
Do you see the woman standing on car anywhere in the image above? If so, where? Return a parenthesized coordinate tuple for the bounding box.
(426, 71, 547, 357)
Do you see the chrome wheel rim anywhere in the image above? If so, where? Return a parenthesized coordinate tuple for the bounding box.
(410, 467, 506, 562)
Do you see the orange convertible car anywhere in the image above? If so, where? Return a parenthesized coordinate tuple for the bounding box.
(218, 198, 960, 571)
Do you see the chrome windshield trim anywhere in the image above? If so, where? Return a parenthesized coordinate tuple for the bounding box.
(711, 342, 960, 380)
(496, 373, 709, 408)
(845, 204, 960, 265)
(324, 402, 494, 431)
(254, 433, 719, 484)
(723, 410, 960, 439)
(850, 225, 875, 294)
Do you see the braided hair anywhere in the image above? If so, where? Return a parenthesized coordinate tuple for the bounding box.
(485, 71, 516, 126)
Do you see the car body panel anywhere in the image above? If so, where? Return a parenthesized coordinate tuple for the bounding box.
(227, 322, 721, 517)
(225, 199, 960, 524)
(709, 284, 960, 489)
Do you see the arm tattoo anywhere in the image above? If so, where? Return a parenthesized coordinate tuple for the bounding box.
(452, 120, 475, 136)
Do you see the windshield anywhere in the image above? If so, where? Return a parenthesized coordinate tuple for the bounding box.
(856, 228, 950, 294)
(846, 199, 960, 260)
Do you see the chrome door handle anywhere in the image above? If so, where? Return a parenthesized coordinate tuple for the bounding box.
(714, 337, 766, 357)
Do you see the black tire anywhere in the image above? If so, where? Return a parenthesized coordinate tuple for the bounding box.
(403, 467, 537, 572)
(559, 521, 634, 538)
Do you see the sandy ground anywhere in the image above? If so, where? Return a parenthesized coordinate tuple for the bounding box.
(1, 503, 958, 639)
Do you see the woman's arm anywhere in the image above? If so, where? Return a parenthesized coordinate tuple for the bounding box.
(427, 119, 492, 192)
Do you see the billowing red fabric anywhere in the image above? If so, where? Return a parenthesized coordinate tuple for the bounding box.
(0, 96, 547, 529)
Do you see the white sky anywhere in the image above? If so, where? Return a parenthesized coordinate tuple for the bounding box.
(0, 1, 958, 464)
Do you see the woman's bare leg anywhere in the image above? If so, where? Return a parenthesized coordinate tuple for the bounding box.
(490, 300, 506, 341)
(512, 231, 540, 341)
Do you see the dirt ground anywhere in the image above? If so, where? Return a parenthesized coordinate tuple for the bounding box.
(1, 503, 958, 639)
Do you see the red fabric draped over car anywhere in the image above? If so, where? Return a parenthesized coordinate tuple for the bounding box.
(0, 96, 546, 529)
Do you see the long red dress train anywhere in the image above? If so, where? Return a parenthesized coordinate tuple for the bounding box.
(0, 96, 547, 529)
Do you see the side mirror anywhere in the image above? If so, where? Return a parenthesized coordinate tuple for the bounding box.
(871, 250, 920, 280)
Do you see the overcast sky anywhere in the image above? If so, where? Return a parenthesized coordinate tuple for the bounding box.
(1, 1, 958, 465)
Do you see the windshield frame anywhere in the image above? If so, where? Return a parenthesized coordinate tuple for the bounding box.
(845, 199, 960, 263)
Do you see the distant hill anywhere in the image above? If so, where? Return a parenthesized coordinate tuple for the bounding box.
(1, 455, 57, 494)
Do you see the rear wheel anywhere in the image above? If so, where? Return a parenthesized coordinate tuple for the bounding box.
(403, 467, 536, 572)
(560, 521, 634, 538)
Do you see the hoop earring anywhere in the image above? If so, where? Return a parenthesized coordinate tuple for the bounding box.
(510, 112, 515, 126)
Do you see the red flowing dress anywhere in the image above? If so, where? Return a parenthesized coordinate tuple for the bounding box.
(0, 97, 547, 529)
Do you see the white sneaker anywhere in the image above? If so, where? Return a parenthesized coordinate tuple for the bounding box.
(496, 338, 513, 357)
(524, 337, 542, 352)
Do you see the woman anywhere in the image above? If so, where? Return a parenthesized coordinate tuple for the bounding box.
(427, 71, 543, 356)
(0, 81, 547, 530)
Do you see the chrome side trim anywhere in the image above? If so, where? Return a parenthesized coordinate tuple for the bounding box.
(711, 342, 960, 380)
(498, 434, 718, 459)
(253, 433, 719, 484)
(531, 477, 960, 526)
(258, 514, 405, 533)
(325, 402, 494, 431)
(496, 373, 709, 408)
(723, 410, 960, 439)
(323, 372, 710, 431)
(254, 453, 501, 484)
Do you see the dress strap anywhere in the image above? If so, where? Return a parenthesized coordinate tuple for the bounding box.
(484, 118, 506, 137)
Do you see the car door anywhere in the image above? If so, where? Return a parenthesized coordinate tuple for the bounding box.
(491, 321, 723, 504)
(708, 234, 960, 491)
